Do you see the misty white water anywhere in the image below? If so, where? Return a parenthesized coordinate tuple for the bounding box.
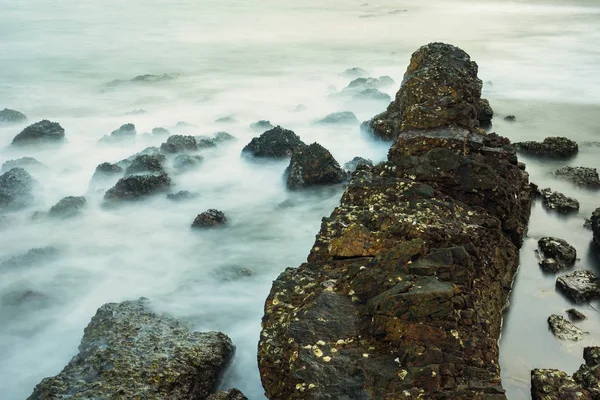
(1, 1, 599, 399)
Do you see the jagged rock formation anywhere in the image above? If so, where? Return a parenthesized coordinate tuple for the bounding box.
(258, 43, 532, 399)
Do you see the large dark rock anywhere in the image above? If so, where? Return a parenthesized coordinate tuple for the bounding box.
(0, 108, 27, 124)
(192, 209, 227, 228)
(285, 143, 345, 189)
(531, 347, 600, 399)
(11, 120, 65, 146)
(160, 135, 198, 154)
(48, 196, 87, 219)
(104, 173, 171, 201)
(242, 126, 305, 159)
(28, 298, 234, 400)
(555, 166, 600, 188)
(538, 187, 579, 214)
(125, 154, 166, 176)
(259, 43, 532, 400)
(514, 137, 578, 159)
(365, 42, 488, 141)
(537, 237, 576, 273)
(547, 314, 587, 341)
(0, 167, 37, 211)
(317, 111, 359, 124)
(1, 157, 43, 173)
(556, 270, 600, 303)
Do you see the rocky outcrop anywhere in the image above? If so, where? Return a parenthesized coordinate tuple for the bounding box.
(364, 43, 489, 141)
(161, 135, 198, 154)
(343, 156, 373, 172)
(11, 120, 65, 146)
(556, 270, 600, 303)
(531, 347, 600, 399)
(48, 196, 87, 219)
(538, 188, 579, 214)
(28, 298, 234, 400)
(192, 209, 227, 228)
(0, 167, 37, 211)
(242, 126, 305, 159)
(284, 143, 346, 189)
(514, 137, 578, 159)
(537, 237, 576, 273)
(1, 157, 43, 173)
(555, 166, 600, 188)
(317, 111, 359, 124)
(104, 173, 171, 202)
(258, 43, 532, 400)
(0, 108, 27, 124)
(547, 314, 587, 341)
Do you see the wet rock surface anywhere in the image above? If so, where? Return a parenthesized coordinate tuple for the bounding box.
(547, 314, 587, 341)
(12, 120, 65, 146)
(0, 167, 37, 211)
(1, 157, 43, 173)
(28, 298, 234, 400)
(242, 126, 305, 159)
(259, 43, 532, 400)
(48, 196, 87, 219)
(537, 237, 577, 273)
(104, 173, 171, 202)
(556, 270, 600, 303)
(343, 156, 373, 172)
(555, 166, 600, 188)
(0, 108, 27, 124)
(192, 209, 227, 228)
(514, 137, 578, 159)
(284, 143, 345, 189)
(317, 111, 359, 124)
(160, 135, 198, 154)
(538, 187, 579, 214)
(531, 347, 600, 399)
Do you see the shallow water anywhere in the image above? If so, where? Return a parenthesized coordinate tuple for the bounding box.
(1, 1, 599, 399)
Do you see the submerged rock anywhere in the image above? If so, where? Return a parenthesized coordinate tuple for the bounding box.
(343, 156, 373, 172)
(242, 126, 305, 159)
(537, 237, 576, 273)
(104, 173, 171, 201)
(167, 190, 199, 201)
(100, 123, 136, 143)
(514, 137, 578, 159)
(197, 137, 217, 149)
(0, 246, 59, 269)
(556, 270, 600, 303)
(566, 308, 587, 321)
(107, 73, 177, 87)
(340, 67, 367, 78)
(547, 314, 587, 341)
(151, 127, 170, 136)
(1, 157, 43, 173)
(365, 42, 487, 140)
(504, 115, 516, 122)
(538, 187, 579, 213)
(285, 143, 346, 189)
(250, 120, 274, 131)
(92, 162, 123, 180)
(48, 196, 87, 219)
(215, 115, 238, 124)
(12, 120, 65, 146)
(173, 154, 204, 171)
(192, 209, 227, 228)
(213, 131, 236, 143)
(28, 298, 234, 400)
(354, 88, 391, 102)
(0, 108, 27, 124)
(0, 167, 37, 211)
(317, 111, 359, 124)
(554, 166, 600, 188)
(160, 135, 197, 154)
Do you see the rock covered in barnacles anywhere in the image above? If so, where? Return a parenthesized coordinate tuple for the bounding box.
(284, 143, 346, 189)
(514, 136, 578, 159)
(537, 237, 576, 273)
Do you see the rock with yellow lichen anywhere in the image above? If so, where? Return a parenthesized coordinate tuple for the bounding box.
(258, 43, 532, 399)
(28, 298, 238, 400)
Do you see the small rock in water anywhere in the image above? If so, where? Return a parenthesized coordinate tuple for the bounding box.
(242, 126, 305, 159)
(92, 162, 123, 180)
(0, 167, 37, 211)
(556, 270, 600, 303)
(196, 137, 217, 148)
(126, 109, 146, 115)
(1, 157, 43, 173)
(160, 135, 197, 154)
(215, 115, 238, 124)
(0, 246, 59, 269)
(340, 67, 367, 78)
(343, 156, 373, 172)
(249, 120, 274, 131)
(167, 190, 198, 201)
(547, 314, 588, 341)
(0, 108, 27, 124)
(176, 121, 196, 128)
(213, 131, 236, 143)
(537, 187, 579, 213)
(293, 104, 307, 112)
(353, 88, 391, 102)
(206, 389, 249, 400)
(213, 265, 254, 282)
(125, 154, 166, 176)
(514, 136, 578, 159)
(537, 237, 576, 273)
(173, 154, 204, 171)
(285, 142, 346, 189)
(107, 73, 177, 87)
(317, 111, 359, 124)
(566, 308, 587, 321)
(104, 173, 171, 202)
(276, 199, 296, 209)
(48, 196, 87, 219)
(11, 120, 65, 146)
(192, 209, 227, 228)
(151, 127, 170, 136)
(504, 115, 516, 122)
(554, 166, 600, 188)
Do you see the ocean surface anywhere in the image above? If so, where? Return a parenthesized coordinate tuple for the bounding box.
(1, 1, 599, 398)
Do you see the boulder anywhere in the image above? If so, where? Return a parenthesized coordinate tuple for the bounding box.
(27, 298, 234, 400)
(514, 137, 578, 159)
(92, 162, 123, 180)
(589, 207, 600, 257)
(547, 314, 587, 341)
(0, 246, 59, 269)
(160, 135, 198, 154)
(566, 308, 586, 321)
(173, 154, 204, 171)
(111, 123, 136, 138)
(538, 187, 579, 213)
(250, 120, 274, 131)
(48, 196, 87, 219)
(365, 43, 486, 140)
(504, 115, 516, 122)
(118, 147, 162, 169)
(104, 173, 171, 201)
(11, 120, 65, 146)
(125, 154, 166, 176)
(285, 143, 346, 189)
(556, 270, 600, 303)
(554, 166, 600, 188)
(0, 108, 27, 124)
(242, 126, 305, 159)
(206, 389, 248, 400)
(167, 190, 199, 201)
(0, 167, 37, 211)
(1, 157, 43, 173)
(531, 347, 600, 399)
(343, 156, 373, 172)
(192, 209, 227, 228)
(537, 237, 576, 273)
(317, 111, 359, 124)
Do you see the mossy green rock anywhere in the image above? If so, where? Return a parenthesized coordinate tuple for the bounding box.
(28, 298, 234, 399)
